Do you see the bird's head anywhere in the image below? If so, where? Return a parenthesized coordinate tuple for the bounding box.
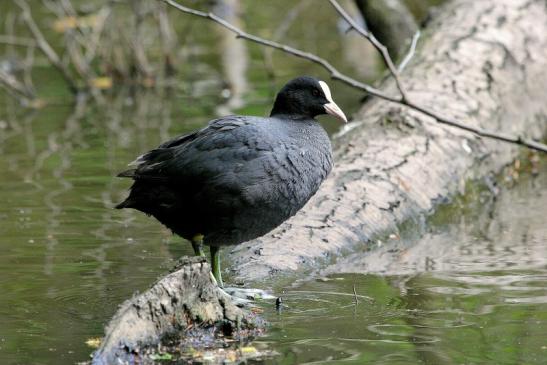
(270, 76, 347, 123)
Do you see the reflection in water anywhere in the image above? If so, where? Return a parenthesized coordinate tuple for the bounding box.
(0, 95, 193, 364)
(0, 0, 544, 363)
(322, 166, 547, 276)
(1, 92, 545, 364)
(255, 163, 547, 365)
(1, 1, 375, 361)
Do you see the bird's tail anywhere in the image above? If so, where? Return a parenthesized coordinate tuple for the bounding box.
(115, 169, 138, 209)
(117, 169, 136, 178)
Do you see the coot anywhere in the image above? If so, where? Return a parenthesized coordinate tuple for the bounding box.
(116, 76, 347, 287)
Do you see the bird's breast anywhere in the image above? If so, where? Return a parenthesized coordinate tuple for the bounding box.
(270, 144, 331, 211)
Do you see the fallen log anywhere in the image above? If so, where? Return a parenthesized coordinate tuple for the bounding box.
(228, 0, 547, 281)
(91, 257, 264, 364)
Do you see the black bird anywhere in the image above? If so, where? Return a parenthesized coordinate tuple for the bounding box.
(116, 76, 347, 287)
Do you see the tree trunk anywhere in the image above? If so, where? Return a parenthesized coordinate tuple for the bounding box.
(228, 0, 547, 282)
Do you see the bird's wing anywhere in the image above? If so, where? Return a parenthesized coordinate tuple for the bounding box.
(118, 129, 200, 177)
(117, 116, 272, 181)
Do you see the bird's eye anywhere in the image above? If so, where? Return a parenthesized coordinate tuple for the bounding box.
(312, 89, 320, 97)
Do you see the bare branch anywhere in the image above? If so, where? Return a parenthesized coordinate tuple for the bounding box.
(156, 1, 177, 77)
(0, 69, 35, 103)
(398, 30, 420, 72)
(163, 0, 401, 103)
(0, 35, 36, 47)
(22, 43, 36, 94)
(14, 0, 79, 93)
(0, 11, 37, 102)
(130, 0, 154, 78)
(329, 0, 408, 101)
(406, 101, 547, 152)
(84, 7, 111, 64)
(263, 0, 311, 79)
(163, 0, 546, 154)
(329, 0, 546, 153)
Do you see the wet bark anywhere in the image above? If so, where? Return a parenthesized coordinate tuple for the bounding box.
(91, 257, 261, 365)
(228, 0, 547, 282)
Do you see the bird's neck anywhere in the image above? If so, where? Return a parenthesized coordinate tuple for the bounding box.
(270, 96, 313, 120)
(269, 111, 312, 121)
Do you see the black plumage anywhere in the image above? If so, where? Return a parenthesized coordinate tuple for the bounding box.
(116, 76, 346, 285)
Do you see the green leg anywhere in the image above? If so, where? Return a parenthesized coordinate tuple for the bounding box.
(210, 246, 224, 288)
(191, 234, 205, 257)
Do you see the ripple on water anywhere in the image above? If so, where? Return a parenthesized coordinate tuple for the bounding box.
(429, 270, 547, 306)
(260, 264, 547, 364)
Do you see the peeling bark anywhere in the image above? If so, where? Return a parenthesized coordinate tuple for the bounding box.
(91, 257, 262, 365)
(228, 0, 547, 282)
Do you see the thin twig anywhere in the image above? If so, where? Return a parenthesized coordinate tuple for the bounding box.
(22, 43, 36, 94)
(14, 0, 78, 93)
(329, 0, 408, 101)
(0, 69, 35, 103)
(352, 284, 358, 304)
(406, 101, 547, 152)
(263, 0, 311, 77)
(163, 0, 400, 103)
(0, 11, 36, 102)
(131, 0, 154, 78)
(157, 1, 177, 77)
(0, 35, 36, 47)
(330, 0, 547, 153)
(84, 7, 111, 64)
(40, 0, 103, 105)
(398, 30, 421, 72)
(163, 0, 547, 154)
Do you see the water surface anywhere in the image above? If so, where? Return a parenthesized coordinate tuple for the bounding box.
(0, 0, 545, 364)
(257, 166, 547, 364)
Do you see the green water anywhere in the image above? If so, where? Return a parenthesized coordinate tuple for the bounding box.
(257, 166, 547, 364)
(1, 0, 546, 364)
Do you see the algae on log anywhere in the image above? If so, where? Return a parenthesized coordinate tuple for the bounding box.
(91, 257, 262, 365)
(229, 0, 547, 281)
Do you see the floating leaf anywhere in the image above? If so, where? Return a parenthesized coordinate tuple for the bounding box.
(201, 351, 215, 361)
(240, 346, 258, 354)
(53, 14, 100, 33)
(225, 350, 237, 362)
(149, 352, 173, 361)
(85, 337, 102, 348)
(53, 16, 77, 33)
(90, 77, 113, 90)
